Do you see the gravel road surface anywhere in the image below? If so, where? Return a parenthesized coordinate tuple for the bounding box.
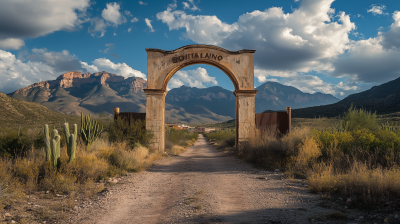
(66, 134, 361, 224)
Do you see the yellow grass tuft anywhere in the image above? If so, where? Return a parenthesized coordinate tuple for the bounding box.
(167, 145, 185, 155)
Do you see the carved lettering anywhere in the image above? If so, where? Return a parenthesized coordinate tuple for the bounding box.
(172, 53, 224, 63)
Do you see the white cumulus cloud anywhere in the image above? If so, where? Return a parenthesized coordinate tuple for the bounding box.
(0, 50, 62, 94)
(82, 58, 146, 79)
(332, 11, 400, 84)
(367, 4, 388, 16)
(0, 38, 25, 50)
(88, 17, 107, 37)
(157, 0, 355, 77)
(168, 67, 217, 89)
(102, 2, 127, 26)
(89, 2, 127, 37)
(145, 18, 155, 32)
(0, 0, 90, 49)
(182, 0, 199, 11)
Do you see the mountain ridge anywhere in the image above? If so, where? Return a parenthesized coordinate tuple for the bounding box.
(291, 76, 400, 118)
(8, 71, 340, 123)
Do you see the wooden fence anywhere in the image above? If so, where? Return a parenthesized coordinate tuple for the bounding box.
(113, 107, 146, 127)
(255, 107, 291, 135)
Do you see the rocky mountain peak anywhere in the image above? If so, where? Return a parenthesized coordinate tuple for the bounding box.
(11, 71, 147, 96)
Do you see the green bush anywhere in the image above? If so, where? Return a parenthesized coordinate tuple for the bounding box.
(203, 129, 235, 142)
(340, 105, 378, 132)
(0, 128, 44, 158)
(225, 135, 235, 147)
(108, 117, 154, 148)
(165, 126, 198, 149)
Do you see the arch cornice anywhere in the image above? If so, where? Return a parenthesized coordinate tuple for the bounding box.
(146, 44, 256, 91)
(146, 44, 256, 55)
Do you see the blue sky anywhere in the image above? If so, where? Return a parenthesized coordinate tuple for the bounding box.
(1, 0, 400, 99)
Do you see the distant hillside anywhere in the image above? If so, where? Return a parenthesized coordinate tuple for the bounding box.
(9, 71, 148, 116)
(0, 92, 80, 131)
(255, 82, 339, 112)
(292, 76, 400, 118)
(166, 86, 236, 118)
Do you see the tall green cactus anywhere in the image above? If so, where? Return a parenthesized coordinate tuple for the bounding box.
(81, 111, 103, 146)
(64, 123, 77, 162)
(51, 129, 61, 168)
(44, 125, 60, 167)
(44, 124, 51, 161)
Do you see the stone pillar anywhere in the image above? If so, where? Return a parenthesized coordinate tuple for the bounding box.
(234, 90, 258, 147)
(143, 89, 167, 152)
(113, 107, 120, 120)
(286, 107, 291, 134)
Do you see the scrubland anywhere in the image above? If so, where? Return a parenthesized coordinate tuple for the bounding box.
(0, 117, 196, 223)
(205, 107, 400, 210)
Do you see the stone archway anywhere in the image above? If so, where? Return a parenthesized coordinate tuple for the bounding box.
(144, 45, 257, 151)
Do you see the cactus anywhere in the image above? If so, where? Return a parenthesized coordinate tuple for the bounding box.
(64, 123, 77, 162)
(44, 124, 52, 161)
(51, 129, 61, 168)
(81, 111, 103, 146)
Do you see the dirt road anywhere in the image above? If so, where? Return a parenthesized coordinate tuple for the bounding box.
(66, 135, 359, 224)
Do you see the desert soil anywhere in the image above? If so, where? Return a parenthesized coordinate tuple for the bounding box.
(65, 134, 364, 224)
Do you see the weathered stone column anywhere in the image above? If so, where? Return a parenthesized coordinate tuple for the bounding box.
(234, 90, 258, 147)
(143, 89, 167, 152)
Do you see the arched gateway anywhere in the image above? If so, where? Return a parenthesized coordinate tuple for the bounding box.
(144, 45, 258, 151)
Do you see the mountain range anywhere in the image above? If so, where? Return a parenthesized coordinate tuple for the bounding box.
(7, 71, 340, 123)
(292, 76, 400, 118)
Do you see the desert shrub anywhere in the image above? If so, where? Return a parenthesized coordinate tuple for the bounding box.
(0, 159, 25, 211)
(307, 161, 400, 208)
(167, 145, 185, 155)
(108, 117, 154, 148)
(224, 135, 235, 147)
(13, 157, 43, 192)
(0, 127, 45, 158)
(291, 137, 321, 172)
(281, 126, 311, 154)
(165, 127, 198, 147)
(40, 162, 76, 194)
(203, 129, 234, 142)
(64, 153, 109, 183)
(109, 145, 149, 171)
(340, 105, 378, 132)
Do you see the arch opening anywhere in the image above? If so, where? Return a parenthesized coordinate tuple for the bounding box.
(162, 60, 240, 91)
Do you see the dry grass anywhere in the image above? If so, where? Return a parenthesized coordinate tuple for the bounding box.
(225, 110, 400, 209)
(167, 145, 185, 155)
(0, 134, 164, 219)
(308, 161, 400, 207)
(236, 126, 312, 170)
